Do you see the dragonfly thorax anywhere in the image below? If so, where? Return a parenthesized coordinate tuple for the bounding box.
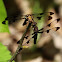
(25, 15, 34, 22)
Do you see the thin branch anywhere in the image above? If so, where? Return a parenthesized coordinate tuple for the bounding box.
(60, 49, 62, 62)
(8, 21, 32, 62)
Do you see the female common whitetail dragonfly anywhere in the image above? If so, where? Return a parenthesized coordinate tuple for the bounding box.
(2, 12, 60, 48)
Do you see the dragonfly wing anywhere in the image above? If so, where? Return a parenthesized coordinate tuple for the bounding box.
(31, 12, 54, 20)
(38, 18, 60, 32)
(32, 33, 37, 44)
(2, 12, 54, 24)
(23, 19, 28, 26)
(38, 27, 60, 34)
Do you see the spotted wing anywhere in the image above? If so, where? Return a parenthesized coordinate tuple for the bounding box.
(23, 18, 60, 45)
(2, 12, 54, 24)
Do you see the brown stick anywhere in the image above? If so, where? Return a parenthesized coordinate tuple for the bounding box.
(8, 21, 32, 62)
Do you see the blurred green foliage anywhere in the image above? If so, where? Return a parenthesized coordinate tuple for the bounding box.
(0, 0, 9, 33)
(33, 1, 45, 40)
(29, 0, 45, 51)
(0, 43, 11, 62)
(0, 0, 12, 62)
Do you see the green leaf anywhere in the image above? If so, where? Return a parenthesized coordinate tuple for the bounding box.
(13, 60, 15, 62)
(0, 43, 12, 62)
(0, 0, 9, 33)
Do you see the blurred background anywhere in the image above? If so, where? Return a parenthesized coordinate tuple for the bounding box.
(0, 0, 62, 62)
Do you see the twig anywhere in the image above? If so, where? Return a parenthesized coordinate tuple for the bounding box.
(60, 49, 62, 62)
(8, 21, 32, 62)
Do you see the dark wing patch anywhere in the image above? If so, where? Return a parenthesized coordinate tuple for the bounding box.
(17, 40, 20, 44)
(24, 36, 29, 39)
(37, 17, 42, 20)
(38, 27, 60, 34)
(39, 13, 44, 15)
(32, 33, 37, 44)
(2, 17, 9, 24)
(48, 16, 52, 20)
(2, 21, 6, 24)
(57, 18, 60, 22)
(56, 27, 60, 31)
(19, 47, 23, 51)
(46, 30, 50, 33)
(47, 23, 51, 27)
(23, 19, 28, 26)
(49, 12, 54, 15)
(26, 40, 30, 44)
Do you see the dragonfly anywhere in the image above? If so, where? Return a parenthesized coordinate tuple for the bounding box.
(2, 12, 60, 48)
